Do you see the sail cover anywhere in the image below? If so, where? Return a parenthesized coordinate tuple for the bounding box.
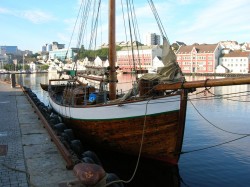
(140, 37, 184, 83)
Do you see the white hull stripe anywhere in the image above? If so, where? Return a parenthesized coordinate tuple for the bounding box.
(49, 95, 181, 120)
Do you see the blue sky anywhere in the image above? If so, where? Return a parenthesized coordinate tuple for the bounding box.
(0, 0, 249, 53)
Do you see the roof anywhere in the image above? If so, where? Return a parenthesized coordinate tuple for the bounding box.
(176, 41, 186, 46)
(176, 44, 218, 54)
(221, 50, 250, 58)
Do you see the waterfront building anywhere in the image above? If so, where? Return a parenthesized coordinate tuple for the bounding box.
(176, 43, 223, 73)
(49, 48, 78, 61)
(81, 57, 96, 66)
(219, 50, 250, 74)
(29, 61, 39, 72)
(93, 56, 108, 67)
(116, 45, 162, 73)
(147, 56, 164, 73)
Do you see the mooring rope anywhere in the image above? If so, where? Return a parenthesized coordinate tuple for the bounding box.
(180, 135, 249, 155)
(179, 96, 250, 155)
(189, 99, 250, 136)
(105, 98, 151, 186)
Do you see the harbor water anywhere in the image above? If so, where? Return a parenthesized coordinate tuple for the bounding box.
(1, 73, 250, 186)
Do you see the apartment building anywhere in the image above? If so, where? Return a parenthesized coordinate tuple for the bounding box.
(116, 45, 162, 73)
(176, 44, 222, 73)
(145, 33, 160, 46)
(219, 49, 250, 73)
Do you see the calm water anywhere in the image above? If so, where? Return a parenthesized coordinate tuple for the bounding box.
(1, 73, 250, 186)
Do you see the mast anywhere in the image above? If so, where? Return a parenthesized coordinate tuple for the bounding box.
(108, 0, 117, 100)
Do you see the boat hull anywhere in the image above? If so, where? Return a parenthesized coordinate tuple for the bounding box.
(49, 91, 187, 165)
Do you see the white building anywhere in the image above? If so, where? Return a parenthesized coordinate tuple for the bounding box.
(29, 62, 38, 72)
(148, 56, 164, 73)
(215, 65, 229, 73)
(219, 50, 250, 74)
(93, 56, 108, 67)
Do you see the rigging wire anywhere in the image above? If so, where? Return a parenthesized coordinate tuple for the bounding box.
(89, 0, 102, 50)
(64, 0, 85, 66)
(125, 0, 137, 75)
(120, 0, 133, 80)
(129, 0, 143, 72)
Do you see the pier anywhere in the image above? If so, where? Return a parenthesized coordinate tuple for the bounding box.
(0, 80, 77, 186)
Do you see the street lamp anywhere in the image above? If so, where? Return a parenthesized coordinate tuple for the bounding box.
(22, 54, 24, 71)
(22, 53, 28, 72)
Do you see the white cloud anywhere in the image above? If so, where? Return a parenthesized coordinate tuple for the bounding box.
(0, 7, 10, 14)
(168, 0, 250, 43)
(0, 6, 55, 24)
(21, 10, 55, 24)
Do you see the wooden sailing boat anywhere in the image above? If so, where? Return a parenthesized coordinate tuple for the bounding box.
(45, 0, 250, 165)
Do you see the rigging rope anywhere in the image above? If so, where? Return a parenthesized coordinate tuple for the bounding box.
(147, 0, 169, 42)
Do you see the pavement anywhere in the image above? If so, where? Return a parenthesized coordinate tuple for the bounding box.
(0, 81, 77, 187)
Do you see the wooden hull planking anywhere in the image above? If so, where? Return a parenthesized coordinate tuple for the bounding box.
(49, 90, 188, 164)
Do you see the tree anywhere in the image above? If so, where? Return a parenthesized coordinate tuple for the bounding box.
(40, 64, 49, 71)
(24, 64, 30, 71)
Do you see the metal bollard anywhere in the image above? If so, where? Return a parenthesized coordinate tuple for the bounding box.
(10, 74, 16, 88)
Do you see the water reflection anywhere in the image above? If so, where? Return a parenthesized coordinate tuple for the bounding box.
(1, 73, 250, 186)
(96, 151, 181, 187)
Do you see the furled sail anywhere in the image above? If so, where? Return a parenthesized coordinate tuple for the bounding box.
(140, 37, 184, 83)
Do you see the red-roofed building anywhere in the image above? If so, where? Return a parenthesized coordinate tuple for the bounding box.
(176, 43, 223, 73)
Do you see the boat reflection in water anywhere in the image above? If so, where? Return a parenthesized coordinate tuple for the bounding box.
(93, 148, 181, 187)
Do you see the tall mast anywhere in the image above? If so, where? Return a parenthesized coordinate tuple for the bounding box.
(108, 0, 117, 100)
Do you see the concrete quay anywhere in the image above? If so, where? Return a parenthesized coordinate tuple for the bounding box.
(0, 81, 77, 187)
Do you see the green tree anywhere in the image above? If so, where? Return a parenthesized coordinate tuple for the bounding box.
(4, 63, 15, 71)
(24, 64, 30, 71)
(40, 65, 49, 71)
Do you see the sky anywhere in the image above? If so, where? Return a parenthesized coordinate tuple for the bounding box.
(0, 0, 249, 53)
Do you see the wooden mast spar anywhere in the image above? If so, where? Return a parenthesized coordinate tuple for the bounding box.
(108, 0, 117, 100)
(154, 76, 250, 91)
